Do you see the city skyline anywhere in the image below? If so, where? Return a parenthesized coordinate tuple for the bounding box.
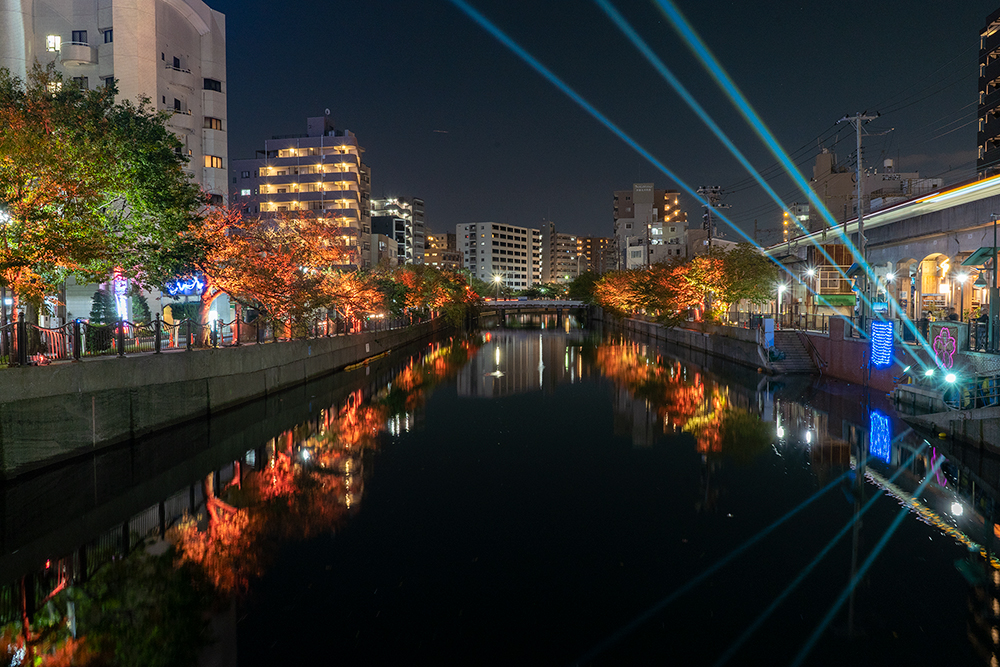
(209, 0, 994, 241)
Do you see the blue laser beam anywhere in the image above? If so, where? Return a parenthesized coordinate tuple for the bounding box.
(713, 436, 924, 666)
(789, 449, 945, 666)
(571, 471, 850, 665)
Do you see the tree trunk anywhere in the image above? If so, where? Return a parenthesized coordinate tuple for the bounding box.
(197, 282, 222, 347)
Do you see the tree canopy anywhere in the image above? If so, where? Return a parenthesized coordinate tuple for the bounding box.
(0, 65, 202, 315)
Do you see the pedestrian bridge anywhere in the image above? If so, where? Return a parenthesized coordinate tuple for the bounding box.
(481, 299, 585, 310)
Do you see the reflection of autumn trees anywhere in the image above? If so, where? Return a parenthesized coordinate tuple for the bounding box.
(169, 336, 483, 597)
(591, 341, 769, 458)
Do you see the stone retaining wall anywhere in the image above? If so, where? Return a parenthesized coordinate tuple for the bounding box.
(0, 320, 449, 478)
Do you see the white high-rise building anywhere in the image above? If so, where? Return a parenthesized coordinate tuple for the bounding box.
(1, 0, 229, 203)
(457, 222, 539, 290)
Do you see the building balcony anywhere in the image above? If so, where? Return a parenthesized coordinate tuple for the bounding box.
(985, 31, 1000, 62)
(164, 64, 195, 90)
(166, 109, 194, 130)
(980, 115, 1000, 144)
(60, 42, 97, 66)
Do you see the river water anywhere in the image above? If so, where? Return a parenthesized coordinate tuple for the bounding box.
(6, 317, 998, 665)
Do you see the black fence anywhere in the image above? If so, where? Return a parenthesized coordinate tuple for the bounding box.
(0, 312, 429, 368)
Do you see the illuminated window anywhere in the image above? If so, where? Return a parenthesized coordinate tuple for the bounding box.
(204, 117, 223, 131)
(240, 189, 251, 196)
(203, 155, 224, 169)
(46, 35, 61, 51)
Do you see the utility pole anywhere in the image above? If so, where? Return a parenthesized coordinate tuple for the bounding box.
(697, 186, 727, 250)
(838, 112, 879, 332)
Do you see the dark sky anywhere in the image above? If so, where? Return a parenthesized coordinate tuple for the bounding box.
(211, 0, 995, 243)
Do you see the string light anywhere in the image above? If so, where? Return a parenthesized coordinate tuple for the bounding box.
(870, 320, 893, 368)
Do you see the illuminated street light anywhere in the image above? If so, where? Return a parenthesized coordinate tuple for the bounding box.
(886, 272, 896, 283)
(805, 268, 815, 278)
(492, 273, 503, 300)
(925, 369, 935, 377)
(945, 373, 957, 383)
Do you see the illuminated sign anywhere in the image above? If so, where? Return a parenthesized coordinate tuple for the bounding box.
(869, 410, 891, 464)
(165, 274, 205, 297)
(932, 326, 957, 369)
(870, 320, 893, 368)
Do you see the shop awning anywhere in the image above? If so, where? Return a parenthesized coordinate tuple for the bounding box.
(961, 247, 999, 266)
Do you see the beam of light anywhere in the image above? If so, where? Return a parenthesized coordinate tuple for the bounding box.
(651, 0, 933, 361)
(713, 437, 924, 667)
(789, 449, 945, 667)
(449, 0, 933, 371)
(446, 1, 872, 343)
(601, 0, 929, 366)
(572, 472, 850, 665)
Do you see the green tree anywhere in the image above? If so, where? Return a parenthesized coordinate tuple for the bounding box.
(88, 289, 117, 324)
(568, 271, 600, 303)
(0, 64, 202, 318)
(130, 288, 152, 323)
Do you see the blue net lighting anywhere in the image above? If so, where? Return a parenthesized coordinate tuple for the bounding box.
(870, 321, 893, 368)
(869, 410, 891, 464)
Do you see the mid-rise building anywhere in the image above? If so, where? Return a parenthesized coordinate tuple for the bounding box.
(539, 220, 579, 284)
(576, 236, 615, 274)
(613, 183, 687, 269)
(425, 231, 462, 271)
(371, 197, 425, 265)
(230, 115, 371, 268)
(980, 7, 1000, 178)
(1, 0, 229, 204)
(810, 152, 941, 227)
(457, 222, 538, 290)
(371, 233, 399, 267)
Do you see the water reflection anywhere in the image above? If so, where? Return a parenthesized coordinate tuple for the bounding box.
(10, 325, 1000, 664)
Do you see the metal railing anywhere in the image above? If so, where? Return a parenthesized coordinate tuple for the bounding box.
(723, 311, 832, 333)
(1, 311, 432, 368)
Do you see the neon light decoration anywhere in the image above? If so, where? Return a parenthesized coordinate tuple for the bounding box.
(165, 274, 205, 297)
(112, 268, 129, 319)
(870, 320, 893, 368)
(869, 410, 891, 464)
(932, 326, 957, 369)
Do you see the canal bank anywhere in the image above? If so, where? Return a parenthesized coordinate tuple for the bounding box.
(597, 309, 928, 394)
(0, 318, 451, 478)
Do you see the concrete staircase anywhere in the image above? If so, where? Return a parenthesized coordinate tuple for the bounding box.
(772, 331, 819, 375)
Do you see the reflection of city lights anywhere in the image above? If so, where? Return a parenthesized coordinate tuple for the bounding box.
(951, 502, 964, 517)
(777, 426, 785, 438)
(805, 430, 812, 444)
(495, 345, 500, 366)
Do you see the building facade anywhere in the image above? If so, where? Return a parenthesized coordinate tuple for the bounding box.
(538, 220, 579, 284)
(371, 197, 425, 265)
(980, 7, 1000, 177)
(424, 231, 462, 271)
(230, 115, 372, 268)
(457, 222, 538, 290)
(1, 0, 229, 203)
(613, 183, 687, 269)
(576, 236, 615, 274)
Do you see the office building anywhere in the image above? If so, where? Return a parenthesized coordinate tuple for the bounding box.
(1, 0, 229, 204)
(230, 115, 372, 268)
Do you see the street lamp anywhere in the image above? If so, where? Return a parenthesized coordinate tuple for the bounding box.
(492, 274, 503, 300)
(777, 283, 787, 323)
(957, 272, 969, 322)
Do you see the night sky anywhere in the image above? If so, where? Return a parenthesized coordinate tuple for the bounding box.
(211, 0, 996, 242)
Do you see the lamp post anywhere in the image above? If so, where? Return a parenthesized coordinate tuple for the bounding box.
(493, 273, 503, 300)
(777, 284, 787, 326)
(805, 268, 816, 316)
(957, 272, 968, 322)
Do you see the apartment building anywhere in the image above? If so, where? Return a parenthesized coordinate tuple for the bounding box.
(613, 183, 687, 269)
(539, 220, 579, 284)
(576, 236, 615, 275)
(1, 0, 229, 203)
(457, 222, 539, 290)
(231, 115, 372, 268)
(371, 197, 426, 265)
(424, 232, 462, 271)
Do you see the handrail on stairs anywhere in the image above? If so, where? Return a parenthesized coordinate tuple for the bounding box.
(796, 330, 827, 374)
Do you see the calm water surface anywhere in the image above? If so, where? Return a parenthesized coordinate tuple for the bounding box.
(227, 321, 991, 666)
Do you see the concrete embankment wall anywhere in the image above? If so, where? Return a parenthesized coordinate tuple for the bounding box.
(610, 315, 767, 370)
(0, 319, 449, 478)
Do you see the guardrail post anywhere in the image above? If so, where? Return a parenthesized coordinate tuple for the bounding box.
(234, 317, 241, 346)
(73, 319, 82, 361)
(154, 314, 162, 354)
(185, 319, 192, 351)
(15, 320, 27, 366)
(116, 318, 125, 357)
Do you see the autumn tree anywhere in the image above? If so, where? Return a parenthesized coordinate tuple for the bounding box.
(0, 64, 202, 319)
